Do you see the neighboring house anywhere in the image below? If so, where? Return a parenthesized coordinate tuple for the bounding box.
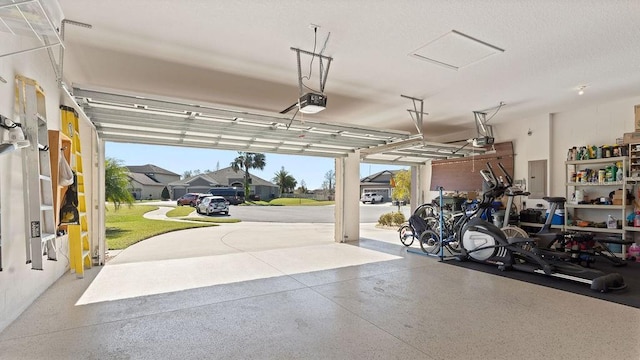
(360, 170, 399, 202)
(168, 166, 279, 200)
(168, 174, 218, 199)
(126, 164, 180, 200)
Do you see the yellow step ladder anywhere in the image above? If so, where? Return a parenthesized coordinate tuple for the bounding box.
(60, 105, 92, 278)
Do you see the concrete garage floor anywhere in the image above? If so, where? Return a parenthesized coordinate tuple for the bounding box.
(1, 222, 639, 359)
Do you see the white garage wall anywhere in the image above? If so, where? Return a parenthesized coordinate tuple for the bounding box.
(0, 36, 68, 331)
(423, 98, 640, 211)
(550, 96, 640, 198)
(493, 113, 551, 208)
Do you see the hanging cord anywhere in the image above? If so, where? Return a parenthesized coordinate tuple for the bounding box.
(483, 102, 505, 124)
(301, 29, 331, 94)
(301, 27, 318, 92)
(318, 31, 331, 93)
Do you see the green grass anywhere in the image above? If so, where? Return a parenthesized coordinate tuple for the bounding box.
(166, 206, 195, 217)
(106, 205, 215, 250)
(267, 198, 335, 206)
(240, 200, 272, 206)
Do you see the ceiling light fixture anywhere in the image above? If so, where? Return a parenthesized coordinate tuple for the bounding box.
(578, 85, 586, 95)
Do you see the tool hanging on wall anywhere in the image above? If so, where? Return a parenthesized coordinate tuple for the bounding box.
(0, 115, 30, 155)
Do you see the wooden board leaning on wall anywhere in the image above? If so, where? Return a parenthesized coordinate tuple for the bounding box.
(431, 142, 514, 192)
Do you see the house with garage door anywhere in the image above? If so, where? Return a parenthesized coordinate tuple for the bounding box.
(359, 170, 402, 202)
(169, 166, 279, 200)
(126, 164, 180, 200)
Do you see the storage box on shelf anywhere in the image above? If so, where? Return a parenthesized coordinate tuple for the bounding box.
(565, 156, 631, 257)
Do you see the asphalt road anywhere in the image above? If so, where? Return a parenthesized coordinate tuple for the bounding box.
(146, 200, 413, 223)
(226, 202, 412, 223)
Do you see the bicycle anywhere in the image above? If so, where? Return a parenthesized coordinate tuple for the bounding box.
(398, 203, 438, 246)
(418, 189, 500, 257)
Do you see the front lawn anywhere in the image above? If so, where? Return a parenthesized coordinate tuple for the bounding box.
(106, 204, 215, 250)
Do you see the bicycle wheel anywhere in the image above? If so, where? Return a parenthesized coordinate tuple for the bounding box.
(419, 229, 440, 254)
(399, 225, 414, 246)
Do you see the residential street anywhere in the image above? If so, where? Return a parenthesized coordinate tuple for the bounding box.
(146, 201, 413, 223)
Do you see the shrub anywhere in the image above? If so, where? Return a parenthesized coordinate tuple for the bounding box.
(392, 212, 406, 225)
(378, 212, 406, 226)
(378, 213, 393, 226)
(161, 186, 170, 201)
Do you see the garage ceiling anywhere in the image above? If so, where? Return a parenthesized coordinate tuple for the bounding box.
(12, 1, 640, 161)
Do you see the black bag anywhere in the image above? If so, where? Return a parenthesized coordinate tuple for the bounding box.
(409, 214, 430, 235)
(59, 172, 79, 225)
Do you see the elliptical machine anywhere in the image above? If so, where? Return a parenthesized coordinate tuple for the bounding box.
(458, 163, 626, 292)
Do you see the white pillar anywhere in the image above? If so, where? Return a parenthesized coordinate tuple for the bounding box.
(334, 151, 360, 243)
(410, 162, 431, 212)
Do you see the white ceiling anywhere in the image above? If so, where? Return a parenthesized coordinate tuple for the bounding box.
(56, 0, 640, 140)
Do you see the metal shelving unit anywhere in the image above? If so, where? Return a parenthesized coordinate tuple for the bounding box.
(624, 143, 640, 242)
(565, 156, 630, 258)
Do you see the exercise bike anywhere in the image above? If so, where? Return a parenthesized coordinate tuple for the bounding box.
(458, 163, 626, 292)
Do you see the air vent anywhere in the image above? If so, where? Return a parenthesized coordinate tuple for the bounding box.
(410, 30, 504, 70)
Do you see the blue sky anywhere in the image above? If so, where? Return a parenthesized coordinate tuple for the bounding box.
(106, 142, 408, 190)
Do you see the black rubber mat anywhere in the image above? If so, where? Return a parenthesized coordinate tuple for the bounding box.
(441, 256, 640, 308)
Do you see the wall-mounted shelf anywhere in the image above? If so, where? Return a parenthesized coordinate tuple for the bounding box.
(565, 156, 627, 166)
(48, 130, 72, 231)
(0, 0, 63, 58)
(565, 182, 624, 186)
(564, 204, 628, 210)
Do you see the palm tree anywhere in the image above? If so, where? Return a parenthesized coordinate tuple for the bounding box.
(105, 157, 134, 209)
(273, 166, 297, 195)
(230, 152, 266, 201)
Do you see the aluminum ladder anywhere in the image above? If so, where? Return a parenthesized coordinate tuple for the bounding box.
(16, 75, 57, 270)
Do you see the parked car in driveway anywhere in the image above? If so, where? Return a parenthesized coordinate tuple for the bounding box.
(361, 192, 384, 204)
(195, 193, 210, 207)
(177, 193, 200, 206)
(196, 196, 230, 216)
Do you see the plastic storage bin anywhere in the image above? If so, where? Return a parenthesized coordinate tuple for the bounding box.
(545, 209, 565, 225)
